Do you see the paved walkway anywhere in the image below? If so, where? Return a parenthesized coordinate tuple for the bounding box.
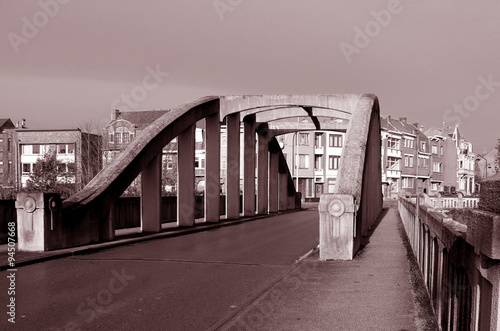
(219, 207, 438, 331)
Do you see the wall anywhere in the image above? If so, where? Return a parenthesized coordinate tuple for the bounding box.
(399, 197, 500, 330)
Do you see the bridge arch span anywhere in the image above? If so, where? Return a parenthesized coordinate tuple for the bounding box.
(17, 94, 382, 252)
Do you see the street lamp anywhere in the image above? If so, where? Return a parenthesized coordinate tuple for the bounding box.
(475, 154, 491, 179)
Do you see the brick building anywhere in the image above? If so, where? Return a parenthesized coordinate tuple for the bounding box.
(5, 127, 101, 190)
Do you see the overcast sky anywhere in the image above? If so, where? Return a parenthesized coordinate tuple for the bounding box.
(1, 0, 499, 152)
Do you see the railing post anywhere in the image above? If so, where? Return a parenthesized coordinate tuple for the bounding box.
(205, 111, 221, 223)
(177, 124, 195, 226)
(141, 154, 162, 232)
(226, 113, 240, 219)
(15, 192, 61, 251)
(319, 194, 357, 260)
(243, 116, 256, 216)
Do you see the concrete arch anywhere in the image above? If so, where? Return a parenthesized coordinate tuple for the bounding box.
(17, 94, 380, 251)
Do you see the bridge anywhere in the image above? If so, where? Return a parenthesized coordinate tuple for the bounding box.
(6, 94, 500, 330)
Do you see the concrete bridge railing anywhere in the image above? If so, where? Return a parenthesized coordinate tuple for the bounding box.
(15, 94, 361, 251)
(318, 94, 382, 260)
(398, 196, 500, 330)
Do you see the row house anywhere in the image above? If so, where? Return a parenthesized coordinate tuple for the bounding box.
(382, 115, 475, 199)
(279, 130, 345, 200)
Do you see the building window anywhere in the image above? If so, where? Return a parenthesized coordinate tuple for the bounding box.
(404, 155, 414, 168)
(123, 132, 130, 144)
(22, 163, 31, 175)
(418, 157, 428, 168)
(22, 145, 32, 155)
(440, 146, 444, 155)
(298, 154, 309, 169)
(315, 155, 322, 170)
(329, 155, 340, 170)
(299, 133, 309, 146)
(387, 157, 399, 170)
(57, 144, 66, 154)
(404, 138, 414, 149)
(8, 138, 11, 152)
(432, 145, 438, 154)
(402, 177, 414, 188)
(433, 162, 442, 173)
(166, 154, 174, 169)
(314, 134, 322, 148)
(388, 137, 399, 149)
(420, 141, 427, 152)
(327, 178, 336, 193)
(32, 144, 40, 154)
(431, 182, 440, 191)
(329, 134, 343, 147)
(67, 144, 75, 154)
(116, 132, 122, 144)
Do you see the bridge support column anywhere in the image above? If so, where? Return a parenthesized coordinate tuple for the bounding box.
(269, 149, 279, 213)
(205, 112, 221, 223)
(257, 131, 269, 214)
(226, 113, 240, 219)
(177, 124, 195, 227)
(141, 154, 162, 232)
(319, 194, 357, 260)
(243, 116, 256, 216)
(279, 172, 288, 211)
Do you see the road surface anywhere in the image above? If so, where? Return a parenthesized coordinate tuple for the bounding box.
(1, 210, 319, 331)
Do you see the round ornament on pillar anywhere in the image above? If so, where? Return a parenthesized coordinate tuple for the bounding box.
(23, 196, 37, 213)
(328, 199, 345, 217)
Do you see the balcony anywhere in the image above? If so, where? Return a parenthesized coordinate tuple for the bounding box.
(386, 148, 402, 158)
(458, 168, 474, 176)
(387, 169, 401, 178)
(314, 146, 324, 154)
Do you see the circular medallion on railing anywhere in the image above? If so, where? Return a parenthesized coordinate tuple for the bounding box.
(328, 199, 345, 217)
(23, 197, 37, 213)
(48, 197, 60, 212)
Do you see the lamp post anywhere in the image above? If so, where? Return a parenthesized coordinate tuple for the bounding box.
(475, 154, 490, 179)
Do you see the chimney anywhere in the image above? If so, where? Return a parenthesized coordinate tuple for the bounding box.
(21, 119, 26, 128)
(399, 117, 407, 124)
(112, 109, 120, 120)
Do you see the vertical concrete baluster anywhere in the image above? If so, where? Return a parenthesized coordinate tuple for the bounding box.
(257, 132, 269, 214)
(269, 149, 279, 213)
(243, 116, 256, 216)
(205, 112, 221, 223)
(141, 154, 162, 232)
(226, 113, 240, 219)
(178, 124, 195, 226)
(279, 172, 288, 211)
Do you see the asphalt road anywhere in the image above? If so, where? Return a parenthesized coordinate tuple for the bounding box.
(1, 210, 319, 331)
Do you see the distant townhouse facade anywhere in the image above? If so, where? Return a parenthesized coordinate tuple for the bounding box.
(279, 130, 345, 200)
(5, 127, 101, 190)
(381, 116, 423, 198)
(0, 119, 16, 188)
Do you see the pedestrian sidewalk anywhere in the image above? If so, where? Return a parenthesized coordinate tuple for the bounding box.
(219, 207, 438, 331)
